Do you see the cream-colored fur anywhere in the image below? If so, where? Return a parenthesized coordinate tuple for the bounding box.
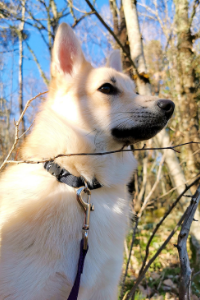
(0, 23, 174, 300)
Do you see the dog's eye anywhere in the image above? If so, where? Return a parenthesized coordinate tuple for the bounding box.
(98, 83, 118, 95)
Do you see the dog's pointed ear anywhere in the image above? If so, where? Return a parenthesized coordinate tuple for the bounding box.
(51, 23, 85, 77)
(106, 50, 122, 72)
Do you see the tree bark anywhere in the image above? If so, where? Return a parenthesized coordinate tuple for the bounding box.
(174, 0, 200, 175)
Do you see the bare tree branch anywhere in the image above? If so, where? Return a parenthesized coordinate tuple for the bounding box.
(158, 173, 200, 199)
(120, 215, 139, 298)
(192, 30, 200, 40)
(71, 11, 95, 28)
(25, 41, 49, 86)
(26, 8, 48, 31)
(176, 185, 200, 300)
(0, 91, 48, 171)
(192, 270, 200, 279)
(189, 0, 200, 27)
(138, 153, 165, 217)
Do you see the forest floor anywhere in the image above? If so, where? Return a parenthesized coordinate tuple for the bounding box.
(120, 215, 200, 300)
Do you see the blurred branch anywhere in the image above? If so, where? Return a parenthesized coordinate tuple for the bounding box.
(153, 0, 166, 35)
(0, 2, 47, 31)
(137, 156, 148, 208)
(192, 30, 200, 40)
(138, 1, 173, 40)
(71, 11, 95, 28)
(192, 270, 200, 279)
(26, 8, 50, 50)
(120, 215, 139, 298)
(46, 1, 52, 49)
(189, 0, 200, 27)
(26, 8, 48, 31)
(138, 153, 165, 217)
(68, 0, 77, 23)
(25, 41, 49, 86)
(176, 185, 200, 300)
(159, 173, 200, 199)
(0, 48, 18, 53)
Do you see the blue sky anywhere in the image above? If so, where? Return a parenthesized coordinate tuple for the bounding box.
(1, 0, 199, 125)
(1, 0, 111, 123)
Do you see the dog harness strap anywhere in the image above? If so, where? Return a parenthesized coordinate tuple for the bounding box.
(44, 161, 102, 190)
(67, 239, 88, 300)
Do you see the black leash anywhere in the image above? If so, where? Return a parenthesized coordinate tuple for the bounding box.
(44, 161, 102, 300)
(67, 239, 88, 300)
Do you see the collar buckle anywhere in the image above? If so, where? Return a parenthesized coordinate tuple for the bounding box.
(44, 161, 62, 177)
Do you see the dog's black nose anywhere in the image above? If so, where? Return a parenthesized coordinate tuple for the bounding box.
(156, 99, 175, 118)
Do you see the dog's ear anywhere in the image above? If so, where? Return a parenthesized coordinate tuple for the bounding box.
(106, 50, 122, 72)
(51, 23, 85, 77)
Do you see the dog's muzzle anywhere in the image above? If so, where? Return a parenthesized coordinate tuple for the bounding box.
(111, 99, 175, 144)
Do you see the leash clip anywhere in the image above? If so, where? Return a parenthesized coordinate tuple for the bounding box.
(76, 182, 94, 250)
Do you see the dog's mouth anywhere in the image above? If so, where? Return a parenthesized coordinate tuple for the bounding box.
(111, 123, 166, 144)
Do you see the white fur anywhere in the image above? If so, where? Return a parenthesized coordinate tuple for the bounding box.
(0, 23, 172, 300)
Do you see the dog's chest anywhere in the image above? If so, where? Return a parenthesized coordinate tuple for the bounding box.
(54, 185, 129, 289)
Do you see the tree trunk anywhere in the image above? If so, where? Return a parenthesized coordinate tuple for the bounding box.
(174, 0, 200, 176)
(122, 0, 151, 95)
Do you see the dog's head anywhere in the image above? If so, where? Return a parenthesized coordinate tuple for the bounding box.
(49, 23, 174, 149)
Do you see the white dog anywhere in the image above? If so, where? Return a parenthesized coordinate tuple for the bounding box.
(0, 23, 174, 300)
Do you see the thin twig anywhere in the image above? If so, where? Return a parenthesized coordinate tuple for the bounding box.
(3, 141, 200, 166)
(138, 153, 165, 217)
(189, 0, 200, 27)
(71, 11, 95, 28)
(192, 270, 200, 279)
(0, 91, 48, 171)
(120, 216, 139, 299)
(19, 122, 34, 139)
(157, 271, 165, 291)
(158, 173, 200, 199)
